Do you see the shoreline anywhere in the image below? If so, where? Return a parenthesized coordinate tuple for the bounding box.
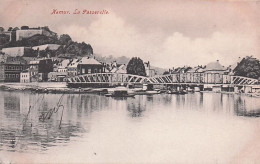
(0, 82, 260, 97)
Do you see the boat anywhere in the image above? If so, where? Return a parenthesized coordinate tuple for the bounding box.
(167, 89, 187, 95)
(132, 89, 161, 95)
(178, 90, 187, 95)
(166, 90, 179, 94)
(106, 87, 135, 98)
(109, 90, 135, 97)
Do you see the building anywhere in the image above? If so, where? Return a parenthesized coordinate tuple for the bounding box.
(116, 64, 127, 74)
(67, 59, 80, 77)
(20, 69, 30, 83)
(228, 57, 243, 75)
(1, 31, 12, 41)
(14, 26, 57, 41)
(48, 72, 67, 82)
(203, 60, 227, 84)
(0, 56, 28, 82)
(108, 61, 127, 74)
(77, 57, 104, 75)
(29, 58, 53, 82)
(204, 60, 227, 74)
(2, 47, 32, 56)
(57, 59, 70, 73)
(32, 44, 61, 51)
(144, 61, 155, 77)
(16, 29, 43, 41)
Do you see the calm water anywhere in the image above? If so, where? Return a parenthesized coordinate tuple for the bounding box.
(0, 91, 260, 163)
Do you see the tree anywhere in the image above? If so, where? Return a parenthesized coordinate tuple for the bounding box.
(12, 27, 20, 31)
(126, 57, 146, 76)
(0, 27, 4, 33)
(59, 34, 72, 45)
(21, 26, 29, 30)
(234, 56, 260, 79)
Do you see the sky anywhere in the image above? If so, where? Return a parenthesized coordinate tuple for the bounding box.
(0, 0, 260, 68)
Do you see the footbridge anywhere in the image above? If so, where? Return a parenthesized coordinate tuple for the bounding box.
(67, 73, 258, 87)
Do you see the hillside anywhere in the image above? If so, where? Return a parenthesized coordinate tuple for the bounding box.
(0, 27, 93, 57)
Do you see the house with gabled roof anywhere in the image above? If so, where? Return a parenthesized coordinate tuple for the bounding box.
(77, 57, 105, 75)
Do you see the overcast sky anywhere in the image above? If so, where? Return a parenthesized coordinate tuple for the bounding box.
(0, 0, 260, 68)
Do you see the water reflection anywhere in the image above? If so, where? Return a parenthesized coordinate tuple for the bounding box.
(127, 96, 146, 117)
(234, 95, 260, 117)
(0, 91, 259, 154)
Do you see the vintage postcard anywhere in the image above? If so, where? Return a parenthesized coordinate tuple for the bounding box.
(0, 0, 260, 163)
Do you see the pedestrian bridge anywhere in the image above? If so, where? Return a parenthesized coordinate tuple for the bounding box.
(67, 73, 258, 86)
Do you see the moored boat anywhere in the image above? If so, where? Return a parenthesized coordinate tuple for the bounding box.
(167, 90, 187, 94)
(106, 87, 135, 98)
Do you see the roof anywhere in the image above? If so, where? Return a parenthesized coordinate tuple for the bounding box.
(21, 69, 30, 73)
(29, 60, 40, 64)
(32, 44, 60, 51)
(5, 56, 27, 64)
(79, 57, 101, 65)
(58, 59, 70, 68)
(2, 46, 29, 50)
(205, 60, 226, 71)
(67, 59, 79, 68)
(229, 57, 243, 70)
(187, 67, 199, 73)
(110, 67, 117, 73)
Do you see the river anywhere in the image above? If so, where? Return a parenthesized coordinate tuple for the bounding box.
(0, 91, 260, 163)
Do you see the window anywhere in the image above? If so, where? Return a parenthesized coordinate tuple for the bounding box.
(16, 74, 19, 78)
(88, 68, 91, 74)
(82, 68, 85, 74)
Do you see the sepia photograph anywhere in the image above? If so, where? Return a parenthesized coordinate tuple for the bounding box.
(0, 0, 260, 163)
